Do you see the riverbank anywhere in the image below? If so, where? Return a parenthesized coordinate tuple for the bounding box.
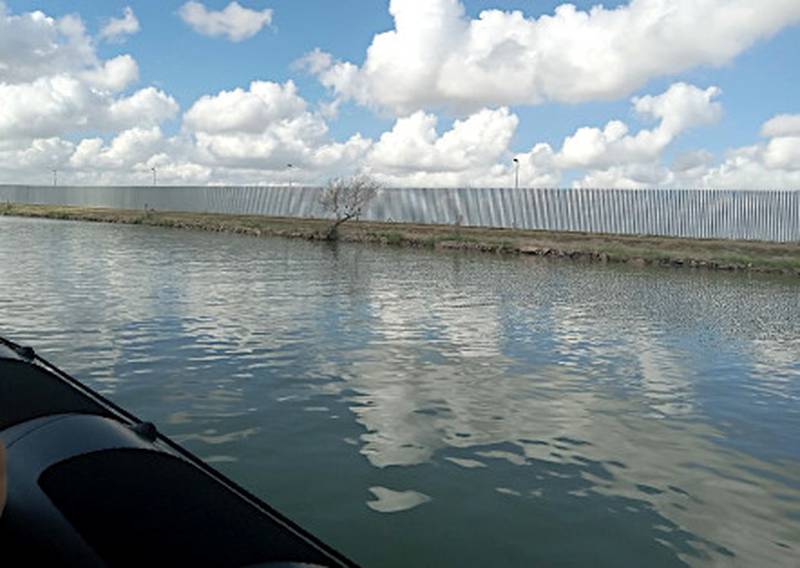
(2, 203, 799, 275)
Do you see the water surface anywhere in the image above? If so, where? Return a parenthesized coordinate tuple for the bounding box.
(1, 216, 798, 566)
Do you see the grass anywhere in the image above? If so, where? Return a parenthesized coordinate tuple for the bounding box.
(2, 203, 799, 276)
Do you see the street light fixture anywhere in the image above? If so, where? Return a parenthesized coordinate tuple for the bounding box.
(151, 167, 157, 186)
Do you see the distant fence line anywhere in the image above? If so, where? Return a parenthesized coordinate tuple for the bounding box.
(1, 185, 798, 242)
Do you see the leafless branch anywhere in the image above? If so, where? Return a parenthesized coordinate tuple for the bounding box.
(319, 174, 380, 239)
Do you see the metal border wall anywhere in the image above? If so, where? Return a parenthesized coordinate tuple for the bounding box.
(1, 185, 798, 242)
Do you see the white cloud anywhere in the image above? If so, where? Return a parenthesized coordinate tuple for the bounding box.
(0, 77, 746, 189)
(70, 127, 164, 170)
(671, 150, 716, 184)
(511, 144, 562, 188)
(0, 76, 94, 140)
(0, 3, 182, 185)
(166, 85, 551, 187)
(0, 5, 177, 146)
(633, 84, 723, 138)
(763, 136, 800, 170)
(80, 54, 139, 92)
(0, 76, 177, 140)
(558, 83, 722, 169)
(573, 163, 673, 189)
(493, 83, 724, 189)
(537, 83, 731, 188)
(571, 111, 800, 189)
(1, 1, 795, 198)
(360, 107, 561, 188)
(694, 117, 800, 188)
(63, 129, 217, 186)
(760, 114, 800, 138)
(99, 6, 140, 43)
(305, 0, 800, 114)
(369, 108, 516, 173)
(178, 1, 273, 42)
(184, 80, 306, 134)
(184, 80, 371, 176)
(0, 6, 138, 92)
(106, 87, 180, 129)
(0, 137, 74, 174)
(697, 145, 800, 188)
(297, 48, 333, 75)
(0, 6, 96, 83)
(363, 108, 525, 187)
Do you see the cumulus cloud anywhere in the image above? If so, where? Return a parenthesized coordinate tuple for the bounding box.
(2, 72, 764, 189)
(763, 137, 800, 170)
(99, 6, 140, 43)
(183, 80, 371, 177)
(0, 6, 138, 92)
(363, 107, 533, 187)
(178, 1, 273, 42)
(760, 114, 800, 138)
(0, 137, 74, 174)
(670, 150, 716, 184)
(0, 76, 94, 140)
(510, 144, 562, 188)
(106, 87, 180, 129)
(97, 84, 525, 187)
(572, 163, 673, 189)
(0, 3, 182, 185)
(70, 127, 164, 170)
(0, 5, 177, 144)
(569, 110, 800, 189)
(80, 55, 139, 92)
(696, 146, 800, 189)
(694, 117, 800, 188)
(0, 76, 177, 141)
(0, 5, 96, 83)
(480, 83, 726, 189)
(369, 108, 516, 173)
(304, 0, 800, 114)
(558, 83, 722, 169)
(0, 0, 795, 193)
(184, 80, 306, 134)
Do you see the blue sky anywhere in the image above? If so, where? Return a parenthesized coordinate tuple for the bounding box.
(1, 0, 799, 187)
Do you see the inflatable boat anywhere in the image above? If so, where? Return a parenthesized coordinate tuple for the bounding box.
(0, 336, 357, 567)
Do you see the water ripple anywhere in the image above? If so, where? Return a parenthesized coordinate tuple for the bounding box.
(1, 216, 799, 567)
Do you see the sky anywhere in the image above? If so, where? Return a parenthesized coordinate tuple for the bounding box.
(1, 0, 799, 188)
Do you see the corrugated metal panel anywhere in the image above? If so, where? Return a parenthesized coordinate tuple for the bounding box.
(1, 184, 798, 242)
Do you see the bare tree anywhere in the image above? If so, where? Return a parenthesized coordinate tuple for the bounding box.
(319, 174, 380, 240)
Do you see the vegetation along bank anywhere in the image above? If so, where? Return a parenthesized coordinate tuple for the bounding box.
(2, 203, 799, 276)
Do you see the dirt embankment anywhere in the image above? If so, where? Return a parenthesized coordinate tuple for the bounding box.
(3, 203, 799, 276)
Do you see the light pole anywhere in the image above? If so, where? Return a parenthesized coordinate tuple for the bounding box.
(513, 158, 519, 190)
(512, 158, 521, 229)
(151, 167, 157, 186)
(287, 163, 294, 187)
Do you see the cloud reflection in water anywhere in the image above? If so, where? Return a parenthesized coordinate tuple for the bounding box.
(1, 216, 798, 567)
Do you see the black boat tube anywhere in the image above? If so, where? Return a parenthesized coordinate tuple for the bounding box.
(0, 336, 358, 568)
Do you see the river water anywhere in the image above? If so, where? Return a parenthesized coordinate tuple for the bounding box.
(1, 216, 798, 567)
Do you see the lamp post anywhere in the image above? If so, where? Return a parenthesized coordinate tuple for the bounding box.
(151, 167, 157, 186)
(287, 163, 294, 188)
(512, 158, 521, 229)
